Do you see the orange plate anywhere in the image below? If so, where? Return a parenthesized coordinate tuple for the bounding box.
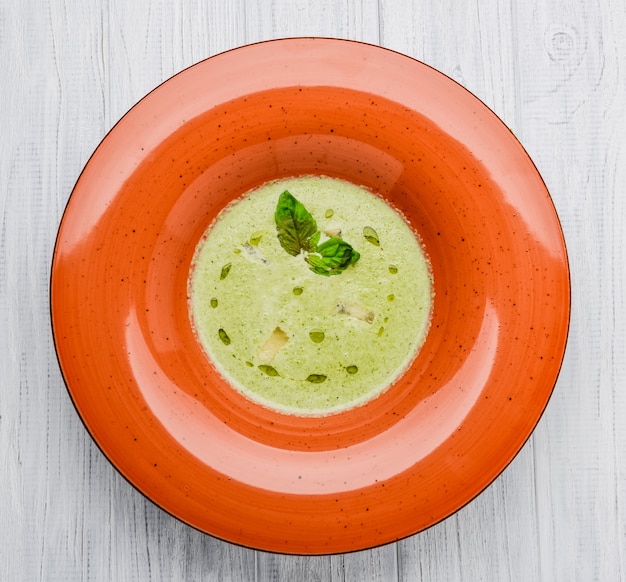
(51, 38, 570, 554)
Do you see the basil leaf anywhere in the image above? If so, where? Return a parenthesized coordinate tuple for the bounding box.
(305, 237, 360, 276)
(275, 190, 320, 256)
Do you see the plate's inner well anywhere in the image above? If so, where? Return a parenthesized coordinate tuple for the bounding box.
(189, 175, 433, 416)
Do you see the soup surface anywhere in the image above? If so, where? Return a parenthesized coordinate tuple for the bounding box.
(189, 176, 433, 415)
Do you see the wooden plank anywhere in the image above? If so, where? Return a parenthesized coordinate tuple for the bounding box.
(242, 0, 380, 44)
(512, 1, 625, 580)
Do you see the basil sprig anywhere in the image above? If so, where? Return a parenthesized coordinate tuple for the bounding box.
(275, 191, 360, 276)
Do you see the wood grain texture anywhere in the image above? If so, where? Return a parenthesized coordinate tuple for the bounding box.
(1, 0, 624, 580)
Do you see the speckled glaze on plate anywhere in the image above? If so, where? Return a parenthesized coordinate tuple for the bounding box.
(51, 38, 570, 554)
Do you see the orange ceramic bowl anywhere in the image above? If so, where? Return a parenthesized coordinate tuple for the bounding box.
(51, 38, 570, 554)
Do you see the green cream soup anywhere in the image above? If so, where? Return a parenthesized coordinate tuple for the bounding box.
(189, 176, 433, 416)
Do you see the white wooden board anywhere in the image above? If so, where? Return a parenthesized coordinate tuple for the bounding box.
(1, 1, 624, 580)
